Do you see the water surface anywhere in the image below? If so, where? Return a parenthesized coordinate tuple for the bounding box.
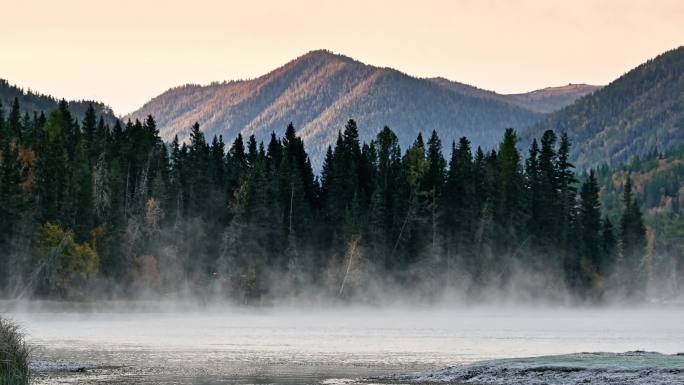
(3, 303, 683, 384)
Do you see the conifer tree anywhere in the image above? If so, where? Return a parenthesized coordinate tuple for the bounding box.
(227, 133, 247, 197)
(557, 132, 578, 264)
(424, 130, 446, 196)
(577, 170, 602, 299)
(620, 175, 647, 298)
(0, 131, 24, 246)
(368, 127, 402, 269)
(7, 98, 22, 140)
(495, 128, 524, 256)
(167, 135, 184, 225)
(247, 134, 258, 166)
(525, 139, 542, 242)
(210, 135, 226, 188)
(445, 137, 477, 279)
(69, 129, 95, 241)
(82, 103, 98, 160)
(187, 122, 210, 216)
(600, 217, 617, 281)
(324, 120, 363, 244)
(36, 108, 70, 223)
(399, 135, 430, 268)
(538, 130, 559, 245)
(0, 103, 5, 145)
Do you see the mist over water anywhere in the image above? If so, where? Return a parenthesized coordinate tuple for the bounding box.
(4, 302, 683, 384)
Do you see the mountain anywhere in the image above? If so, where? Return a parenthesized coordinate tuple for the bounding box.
(0, 79, 116, 124)
(128, 50, 545, 165)
(429, 78, 599, 113)
(523, 46, 684, 170)
(504, 83, 601, 113)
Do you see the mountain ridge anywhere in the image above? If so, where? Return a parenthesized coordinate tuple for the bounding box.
(428, 77, 600, 113)
(504, 83, 601, 113)
(0, 79, 117, 124)
(129, 49, 593, 166)
(523, 46, 684, 170)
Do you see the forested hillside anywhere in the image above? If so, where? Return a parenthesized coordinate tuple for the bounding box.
(128, 50, 543, 167)
(0, 79, 116, 124)
(523, 46, 684, 170)
(0, 99, 668, 303)
(596, 146, 684, 296)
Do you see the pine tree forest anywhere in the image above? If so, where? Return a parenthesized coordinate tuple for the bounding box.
(0, 99, 653, 303)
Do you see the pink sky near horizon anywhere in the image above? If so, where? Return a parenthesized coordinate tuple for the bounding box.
(1, 0, 682, 115)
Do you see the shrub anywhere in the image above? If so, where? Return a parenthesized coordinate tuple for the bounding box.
(0, 317, 30, 385)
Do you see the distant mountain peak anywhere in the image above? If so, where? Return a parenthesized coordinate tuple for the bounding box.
(521, 83, 601, 96)
(130, 50, 595, 167)
(428, 77, 599, 113)
(291, 49, 357, 65)
(301, 49, 345, 58)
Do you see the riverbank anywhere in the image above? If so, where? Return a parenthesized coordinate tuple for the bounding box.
(386, 351, 684, 385)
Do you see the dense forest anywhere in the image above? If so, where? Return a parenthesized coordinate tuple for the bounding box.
(0, 98, 665, 304)
(596, 145, 684, 296)
(0, 79, 116, 125)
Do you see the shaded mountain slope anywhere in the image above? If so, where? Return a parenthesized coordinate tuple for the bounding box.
(523, 46, 684, 170)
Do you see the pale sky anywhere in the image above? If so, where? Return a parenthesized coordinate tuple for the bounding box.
(1, 0, 682, 115)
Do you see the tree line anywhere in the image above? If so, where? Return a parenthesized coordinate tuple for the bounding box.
(0, 98, 649, 303)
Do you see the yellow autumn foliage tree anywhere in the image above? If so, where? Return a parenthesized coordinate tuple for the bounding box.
(34, 223, 99, 296)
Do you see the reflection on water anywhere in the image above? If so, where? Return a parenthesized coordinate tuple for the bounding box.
(3, 303, 684, 384)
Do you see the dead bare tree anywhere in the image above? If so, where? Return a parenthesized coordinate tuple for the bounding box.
(339, 234, 361, 297)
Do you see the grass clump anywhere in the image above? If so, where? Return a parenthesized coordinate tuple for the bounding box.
(0, 317, 30, 385)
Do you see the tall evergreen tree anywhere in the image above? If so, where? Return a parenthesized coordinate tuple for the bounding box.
(187, 122, 211, 217)
(525, 139, 542, 242)
(82, 103, 98, 160)
(36, 108, 70, 223)
(538, 130, 559, 245)
(367, 127, 402, 269)
(247, 134, 258, 166)
(620, 175, 647, 299)
(600, 217, 617, 281)
(7, 98, 22, 140)
(577, 170, 602, 299)
(495, 128, 525, 257)
(557, 134, 578, 245)
(445, 137, 478, 281)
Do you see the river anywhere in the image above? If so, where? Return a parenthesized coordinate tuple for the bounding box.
(3, 303, 683, 384)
